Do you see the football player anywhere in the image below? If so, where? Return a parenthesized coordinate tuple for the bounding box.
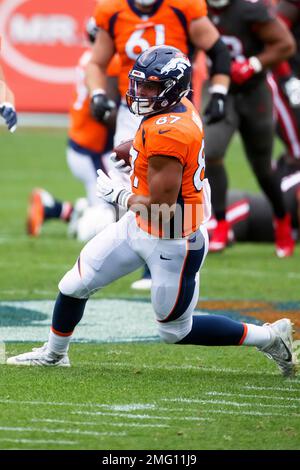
(0, 39, 17, 132)
(208, 155, 300, 243)
(205, 0, 296, 258)
(26, 18, 119, 241)
(267, 0, 300, 168)
(277, 0, 300, 76)
(85, 0, 231, 289)
(7, 46, 297, 379)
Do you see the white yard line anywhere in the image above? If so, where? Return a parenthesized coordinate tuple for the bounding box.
(72, 411, 211, 421)
(162, 398, 299, 411)
(0, 438, 77, 445)
(0, 399, 158, 409)
(243, 385, 300, 392)
(193, 408, 298, 417)
(31, 418, 170, 428)
(0, 426, 126, 437)
(206, 391, 300, 402)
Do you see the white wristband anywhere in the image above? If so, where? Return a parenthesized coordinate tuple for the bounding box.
(249, 56, 263, 73)
(117, 189, 133, 209)
(208, 84, 228, 95)
(91, 88, 106, 98)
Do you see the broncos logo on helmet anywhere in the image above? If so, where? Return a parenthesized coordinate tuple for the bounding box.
(161, 56, 191, 80)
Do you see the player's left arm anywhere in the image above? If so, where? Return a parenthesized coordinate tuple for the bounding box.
(189, 17, 230, 123)
(0, 63, 14, 105)
(252, 17, 296, 69)
(127, 156, 183, 222)
(189, 17, 230, 90)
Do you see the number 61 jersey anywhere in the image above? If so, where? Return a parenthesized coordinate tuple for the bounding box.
(93, 0, 207, 99)
(131, 97, 208, 238)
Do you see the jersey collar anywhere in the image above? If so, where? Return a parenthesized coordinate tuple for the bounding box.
(127, 0, 164, 18)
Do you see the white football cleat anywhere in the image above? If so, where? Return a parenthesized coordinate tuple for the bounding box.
(258, 319, 297, 377)
(6, 343, 70, 367)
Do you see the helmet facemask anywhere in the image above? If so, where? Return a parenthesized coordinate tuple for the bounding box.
(134, 0, 159, 6)
(207, 0, 230, 8)
(126, 76, 189, 116)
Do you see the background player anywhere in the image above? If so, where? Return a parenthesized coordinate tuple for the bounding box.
(267, 0, 300, 167)
(208, 154, 300, 244)
(86, 0, 231, 289)
(205, 0, 296, 258)
(26, 18, 119, 242)
(0, 39, 17, 133)
(7, 46, 297, 379)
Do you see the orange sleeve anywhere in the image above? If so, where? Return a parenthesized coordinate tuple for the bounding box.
(106, 54, 121, 77)
(93, 0, 115, 32)
(184, 0, 207, 22)
(145, 126, 188, 166)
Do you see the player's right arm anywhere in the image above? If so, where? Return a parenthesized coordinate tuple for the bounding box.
(0, 61, 17, 132)
(85, 28, 115, 94)
(85, 28, 116, 123)
(128, 156, 183, 223)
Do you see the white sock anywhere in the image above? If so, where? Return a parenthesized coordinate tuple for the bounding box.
(47, 329, 72, 355)
(242, 323, 274, 348)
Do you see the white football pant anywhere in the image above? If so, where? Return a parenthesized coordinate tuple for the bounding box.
(59, 211, 209, 343)
(114, 102, 143, 147)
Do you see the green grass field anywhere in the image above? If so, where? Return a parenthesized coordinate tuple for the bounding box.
(0, 127, 299, 451)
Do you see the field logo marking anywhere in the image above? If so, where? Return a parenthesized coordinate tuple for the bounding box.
(0, 299, 299, 343)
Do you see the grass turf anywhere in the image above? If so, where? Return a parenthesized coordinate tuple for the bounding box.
(0, 127, 299, 451)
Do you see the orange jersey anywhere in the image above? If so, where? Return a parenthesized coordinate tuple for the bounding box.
(68, 51, 120, 153)
(131, 97, 206, 238)
(94, 0, 207, 97)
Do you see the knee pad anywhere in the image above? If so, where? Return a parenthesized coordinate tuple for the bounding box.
(157, 317, 192, 344)
(58, 262, 90, 299)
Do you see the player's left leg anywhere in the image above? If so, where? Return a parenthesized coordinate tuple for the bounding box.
(7, 213, 144, 366)
(240, 80, 294, 257)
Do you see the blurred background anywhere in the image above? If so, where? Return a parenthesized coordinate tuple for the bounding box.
(0, 0, 95, 119)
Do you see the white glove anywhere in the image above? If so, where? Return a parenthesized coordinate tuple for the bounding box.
(96, 170, 132, 208)
(109, 152, 131, 174)
(0, 102, 17, 132)
(283, 76, 300, 107)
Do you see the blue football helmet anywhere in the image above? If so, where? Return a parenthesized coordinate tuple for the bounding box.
(126, 45, 191, 116)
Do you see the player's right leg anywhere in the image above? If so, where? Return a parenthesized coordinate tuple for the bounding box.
(204, 94, 238, 252)
(7, 213, 144, 366)
(27, 188, 73, 237)
(147, 225, 297, 377)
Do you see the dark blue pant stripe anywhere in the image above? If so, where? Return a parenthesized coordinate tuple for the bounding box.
(160, 239, 205, 323)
